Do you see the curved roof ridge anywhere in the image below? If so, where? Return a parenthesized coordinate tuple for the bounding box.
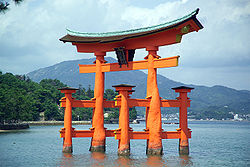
(66, 8, 200, 38)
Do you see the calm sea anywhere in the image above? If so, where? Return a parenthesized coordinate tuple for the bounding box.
(0, 121, 249, 167)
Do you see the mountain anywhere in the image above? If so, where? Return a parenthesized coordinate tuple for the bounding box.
(27, 57, 250, 114)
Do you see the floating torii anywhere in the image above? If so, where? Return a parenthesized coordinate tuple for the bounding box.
(59, 8, 203, 155)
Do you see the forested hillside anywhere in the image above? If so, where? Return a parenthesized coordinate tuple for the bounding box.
(0, 72, 136, 123)
(0, 72, 66, 123)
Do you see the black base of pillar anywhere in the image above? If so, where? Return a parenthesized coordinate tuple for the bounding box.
(63, 146, 73, 153)
(118, 149, 130, 156)
(146, 148, 163, 155)
(89, 145, 106, 152)
(179, 146, 189, 155)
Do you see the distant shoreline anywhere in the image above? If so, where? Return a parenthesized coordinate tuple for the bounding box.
(23, 119, 250, 125)
(1, 119, 248, 131)
(22, 121, 91, 125)
(0, 123, 29, 130)
(188, 119, 249, 122)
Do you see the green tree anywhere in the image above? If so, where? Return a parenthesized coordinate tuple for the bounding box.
(86, 85, 94, 99)
(73, 84, 89, 100)
(0, 0, 23, 13)
(39, 79, 66, 104)
(107, 109, 119, 120)
(0, 73, 40, 123)
(0, 73, 67, 122)
(44, 100, 61, 121)
(72, 108, 92, 121)
(129, 107, 137, 120)
(104, 89, 117, 100)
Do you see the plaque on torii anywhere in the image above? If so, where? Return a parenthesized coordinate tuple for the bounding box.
(59, 8, 203, 155)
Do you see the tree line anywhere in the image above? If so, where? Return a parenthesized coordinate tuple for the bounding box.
(0, 72, 137, 124)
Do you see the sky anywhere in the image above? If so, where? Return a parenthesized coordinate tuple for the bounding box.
(0, 0, 250, 90)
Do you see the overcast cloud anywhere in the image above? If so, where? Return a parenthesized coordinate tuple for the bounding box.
(0, 0, 250, 90)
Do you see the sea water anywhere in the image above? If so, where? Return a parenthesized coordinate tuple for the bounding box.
(0, 121, 249, 167)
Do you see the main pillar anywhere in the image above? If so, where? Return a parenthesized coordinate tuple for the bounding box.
(90, 52, 106, 152)
(145, 46, 163, 155)
(59, 87, 78, 153)
(113, 84, 135, 156)
(172, 86, 193, 155)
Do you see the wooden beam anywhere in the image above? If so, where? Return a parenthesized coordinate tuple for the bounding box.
(116, 99, 182, 108)
(60, 129, 191, 139)
(161, 131, 180, 139)
(73, 100, 95, 108)
(114, 131, 191, 140)
(79, 56, 179, 73)
(60, 98, 188, 108)
(60, 129, 116, 138)
(60, 99, 117, 108)
(161, 100, 182, 107)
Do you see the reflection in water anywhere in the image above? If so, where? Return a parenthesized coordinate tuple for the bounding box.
(91, 152, 106, 167)
(58, 149, 193, 167)
(179, 154, 193, 166)
(58, 153, 193, 167)
(63, 153, 73, 158)
(60, 153, 74, 167)
(116, 156, 131, 167)
(146, 155, 166, 167)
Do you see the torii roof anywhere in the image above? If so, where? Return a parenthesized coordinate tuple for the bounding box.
(60, 8, 203, 53)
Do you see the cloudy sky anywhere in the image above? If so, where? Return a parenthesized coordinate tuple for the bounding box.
(1, 0, 250, 90)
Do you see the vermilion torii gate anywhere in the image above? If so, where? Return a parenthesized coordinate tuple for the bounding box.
(59, 9, 203, 155)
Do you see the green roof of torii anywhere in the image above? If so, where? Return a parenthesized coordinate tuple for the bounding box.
(60, 8, 203, 44)
(66, 8, 202, 38)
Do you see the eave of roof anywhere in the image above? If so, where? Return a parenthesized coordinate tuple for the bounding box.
(60, 8, 203, 44)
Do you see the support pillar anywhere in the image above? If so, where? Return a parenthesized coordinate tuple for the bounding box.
(90, 52, 106, 152)
(59, 87, 78, 153)
(113, 84, 135, 156)
(145, 46, 163, 155)
(172, 86, 194, 155)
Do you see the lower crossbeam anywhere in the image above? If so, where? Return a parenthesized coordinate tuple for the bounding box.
(60, 129, 191, 139)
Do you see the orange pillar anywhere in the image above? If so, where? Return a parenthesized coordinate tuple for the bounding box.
(172, 86, 193, 155)
(59, 87, 78, 153)
(113, 84, 135, 156)
(90, 52, 106, 152)
(145, 46, 163, 155)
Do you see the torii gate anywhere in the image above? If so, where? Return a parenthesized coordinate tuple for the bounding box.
(59, 8, 203, 155)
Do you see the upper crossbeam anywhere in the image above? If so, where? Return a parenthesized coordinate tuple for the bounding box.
(79, 56, 179, 73)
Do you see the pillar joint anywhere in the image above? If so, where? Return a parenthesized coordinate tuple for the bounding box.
(93, 52, 106, 64)
(172, 86, 194, 93)
(146, 46, 159, 51)
(144, 46, 160, 59)
(94, 51, 106, 57)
